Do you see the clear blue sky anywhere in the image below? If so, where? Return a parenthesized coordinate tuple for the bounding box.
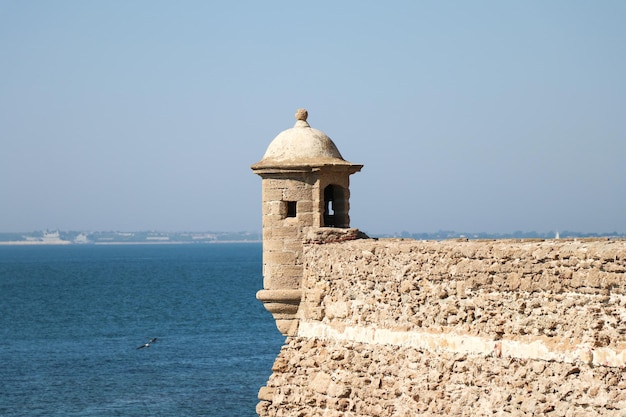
(1, 1, 624, 235)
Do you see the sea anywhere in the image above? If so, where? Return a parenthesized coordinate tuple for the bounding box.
(0, 243, 284, 417)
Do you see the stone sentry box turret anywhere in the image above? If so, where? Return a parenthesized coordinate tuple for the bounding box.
(251, 109, 363, 336)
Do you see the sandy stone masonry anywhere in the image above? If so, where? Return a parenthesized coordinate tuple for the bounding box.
(252, 109, 362, 335)
(257, 238, 626, 416)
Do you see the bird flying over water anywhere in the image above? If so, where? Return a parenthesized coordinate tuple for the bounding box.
(137, 337, 158, 349)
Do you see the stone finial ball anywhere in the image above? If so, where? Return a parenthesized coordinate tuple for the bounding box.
(295, 108, 308, 121)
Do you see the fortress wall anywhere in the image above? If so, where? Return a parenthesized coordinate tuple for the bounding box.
(257, 238, 626, 417)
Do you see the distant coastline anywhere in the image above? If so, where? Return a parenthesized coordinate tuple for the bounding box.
(0, 240, 262, 246)
(0, 230, 262, 246)
(1, 229, 624, 246)
(0, 241, 72, 246)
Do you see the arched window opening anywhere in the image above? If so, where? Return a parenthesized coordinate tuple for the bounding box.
(323, 185, 347, 227)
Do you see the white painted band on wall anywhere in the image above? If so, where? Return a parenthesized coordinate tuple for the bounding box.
(298, 320, 626, 368)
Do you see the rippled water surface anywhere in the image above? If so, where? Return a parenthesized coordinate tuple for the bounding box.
(0, 243, 283, 416)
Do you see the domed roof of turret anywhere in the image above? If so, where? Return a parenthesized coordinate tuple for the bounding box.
(252, 109, 358, 169)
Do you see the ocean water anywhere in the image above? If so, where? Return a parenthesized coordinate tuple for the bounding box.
(0, 243, 284, 417)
